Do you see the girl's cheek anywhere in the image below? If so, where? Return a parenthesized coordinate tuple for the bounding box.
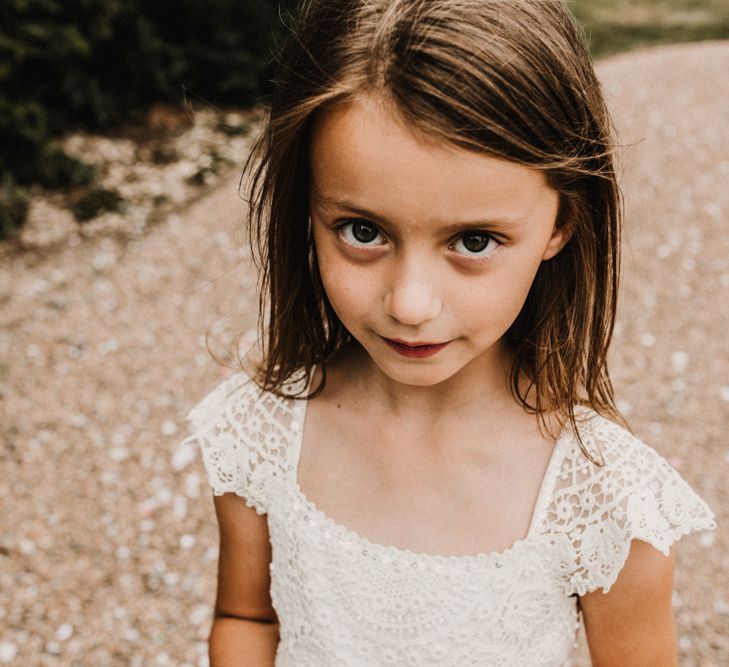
(317, 254, 355, 297)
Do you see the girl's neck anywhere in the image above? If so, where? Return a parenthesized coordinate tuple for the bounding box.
(328, 342, 520, 423)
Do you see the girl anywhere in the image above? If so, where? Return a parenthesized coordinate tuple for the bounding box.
(182, 1, 716, 665)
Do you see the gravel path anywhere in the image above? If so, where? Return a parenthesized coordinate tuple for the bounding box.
(1, 41, 728, 666)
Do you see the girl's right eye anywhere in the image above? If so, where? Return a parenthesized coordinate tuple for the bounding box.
(338, 220, 384, 247)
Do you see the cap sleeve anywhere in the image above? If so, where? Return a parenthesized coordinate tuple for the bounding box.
(179, 371, 292, 515)
(547, 413, 716, 596)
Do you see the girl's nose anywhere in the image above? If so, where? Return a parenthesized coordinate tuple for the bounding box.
(383, 263, 443, 326)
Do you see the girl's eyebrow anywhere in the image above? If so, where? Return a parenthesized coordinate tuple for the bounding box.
(312, 192, 524, 231)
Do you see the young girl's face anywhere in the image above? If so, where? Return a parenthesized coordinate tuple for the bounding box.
(309, 95, 571, 388)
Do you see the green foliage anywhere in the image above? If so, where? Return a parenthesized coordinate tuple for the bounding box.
(0, 0, 297, 204)
(572, 0, 729, 58)
(0, 175, 29, 240)
(70, 187, 126, 222)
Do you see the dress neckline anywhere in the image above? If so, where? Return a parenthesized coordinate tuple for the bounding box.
(285, 390, 574, 565)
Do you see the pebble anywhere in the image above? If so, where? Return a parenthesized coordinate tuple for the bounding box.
(93, 250, 118, 271)
(648, 422, 663, 435)
(138, 498, 160, 516)
(671, 350, 689, 373)
(155, 486, 173, 505)
(67, 343, 84, 359)
(719, 386, 729, 402)
(189, 604, 211, 627)
(172, 442, 197, 471)
(699, 532, 715, 548)
(98, 338, 120, 355)
(185, 472, 201, 498)
(45, 640, 61, 655)
(69, 413, 88, 427)
(54, 623, 74, 641)
(715, 600, 729, 615)
(27, 278, 50, 296)
(111, 431, 128, 448)
(124, 628, 140, 642)
(173, 495, 188, 520)
(19, 539, 36, 555)
(0, 643, 17, 664)
(161, 420, 178, 437)
(180, 534, 195, 550)
(703, 202, 722, 219)
(668, 456, 684, 470)
(639, 333, 656, 347)
(110, 446, 130, 462)
(101, 470, 118, 486)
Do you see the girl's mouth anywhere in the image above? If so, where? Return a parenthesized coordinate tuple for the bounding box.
(382, 337, 451, 358)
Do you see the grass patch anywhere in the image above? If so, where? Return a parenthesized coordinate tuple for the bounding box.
(571, 0, 729, 57)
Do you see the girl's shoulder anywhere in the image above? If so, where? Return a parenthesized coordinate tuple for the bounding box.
(562, 406, 669, 469)
(180, 368, 306, 514)
(546, 407, 716, 596)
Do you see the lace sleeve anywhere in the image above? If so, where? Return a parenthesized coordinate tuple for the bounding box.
(549, 414, 716, 596)
(180, 371, 271, 514)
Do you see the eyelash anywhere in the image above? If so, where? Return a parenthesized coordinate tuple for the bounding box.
(335, 219, 502, 259)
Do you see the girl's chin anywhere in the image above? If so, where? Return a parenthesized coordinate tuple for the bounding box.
(370, 357, 462, 387)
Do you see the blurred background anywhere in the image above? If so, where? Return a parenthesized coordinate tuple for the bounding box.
(2, 0, 729, 238)
(1, 1, 728, 665)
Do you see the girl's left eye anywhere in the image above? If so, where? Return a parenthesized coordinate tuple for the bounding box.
(452, 231, 500, 257)
(339, 221, 384, 247)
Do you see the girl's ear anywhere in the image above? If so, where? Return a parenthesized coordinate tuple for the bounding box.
(542, 198, 577, 261)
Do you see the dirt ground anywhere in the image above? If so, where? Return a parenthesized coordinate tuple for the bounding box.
(1, 41, 728, 666)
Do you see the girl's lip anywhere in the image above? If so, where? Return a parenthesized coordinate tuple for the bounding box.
(382, 337, 451, 358)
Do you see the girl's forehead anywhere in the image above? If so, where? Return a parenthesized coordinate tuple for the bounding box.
(309, 96, 557, 228)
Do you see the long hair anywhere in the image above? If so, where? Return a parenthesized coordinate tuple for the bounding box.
(243, 0, 622, 462)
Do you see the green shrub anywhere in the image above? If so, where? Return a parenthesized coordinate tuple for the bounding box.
(572, 0, 729, 58)
(0, 0, 297, 206)
(0, 176, 29, 240)
(71, 187, 126, 222)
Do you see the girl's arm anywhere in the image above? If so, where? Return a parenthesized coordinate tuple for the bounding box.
(579, 539, 678, 667)
(209, 493, 280, 667)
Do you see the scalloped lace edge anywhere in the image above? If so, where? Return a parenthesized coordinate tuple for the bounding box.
(568, 518, 716, 597)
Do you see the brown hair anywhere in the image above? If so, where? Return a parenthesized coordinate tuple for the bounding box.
(242, 0, 623, 462)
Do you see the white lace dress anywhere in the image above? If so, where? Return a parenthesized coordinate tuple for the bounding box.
(181, 371, 716, 666)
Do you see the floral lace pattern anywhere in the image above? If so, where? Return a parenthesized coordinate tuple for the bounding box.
(183, 372, 716, 666)
(540, 414, 717, 596)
